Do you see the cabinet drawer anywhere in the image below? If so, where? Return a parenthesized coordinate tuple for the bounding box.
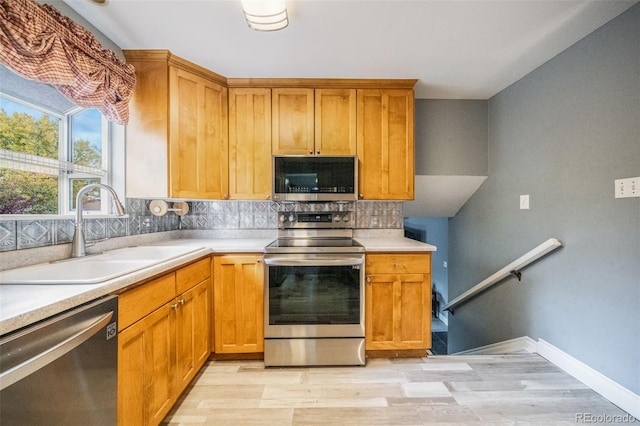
(365, 253, 431, 274)
(118, 273, 176, 331)
(176, 257, 211, 294)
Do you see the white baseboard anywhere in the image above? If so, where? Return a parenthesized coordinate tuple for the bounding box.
(453, 336, 537, 355)
(535, 338, 640, 420)
(453, 336, 639, 419)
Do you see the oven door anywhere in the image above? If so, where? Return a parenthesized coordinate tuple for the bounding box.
(264, 254, 365, 338)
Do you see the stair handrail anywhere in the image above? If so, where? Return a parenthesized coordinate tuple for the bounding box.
(442, 238, 563, 314)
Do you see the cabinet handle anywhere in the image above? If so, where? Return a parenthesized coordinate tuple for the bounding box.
(171, 303, 179, 309)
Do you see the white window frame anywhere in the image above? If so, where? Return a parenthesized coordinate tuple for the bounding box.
(0, 92, 117, 218)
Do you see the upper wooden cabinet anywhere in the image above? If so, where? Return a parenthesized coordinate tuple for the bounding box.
(315, 88, 357, 155)
(271, 88, 357, 155)
(123, 50, 228, 199)
(170, 67, 228, 199)
(357, 89, 415, 200)
(271, 88, 315, 155)
(228, 88, 272, 200)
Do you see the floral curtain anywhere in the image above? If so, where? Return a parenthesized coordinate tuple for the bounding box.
(0, 0, 136, 125)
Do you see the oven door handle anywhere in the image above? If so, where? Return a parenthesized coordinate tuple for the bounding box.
(264, 258, 363, 267)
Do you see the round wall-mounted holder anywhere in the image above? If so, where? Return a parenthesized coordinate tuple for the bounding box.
(149, 200, 190, 217)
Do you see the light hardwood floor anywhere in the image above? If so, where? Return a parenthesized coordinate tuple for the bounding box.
(162, 354, 631, 425)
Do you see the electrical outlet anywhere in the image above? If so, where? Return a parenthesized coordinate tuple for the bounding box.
(615, 177, 640, 198)
(520, 194, 529, 209)
(443, 261, 447, 268)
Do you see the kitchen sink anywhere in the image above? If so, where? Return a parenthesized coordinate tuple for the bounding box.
(0, 245, 206, 285)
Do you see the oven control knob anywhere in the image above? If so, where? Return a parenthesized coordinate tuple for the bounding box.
(333, 215, 341, 222)
(342, 214, 350, 222)
(279, 214, 287, 223)
(288, 214, 296, 223)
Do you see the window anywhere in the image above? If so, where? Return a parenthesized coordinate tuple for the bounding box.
(0, 93, 110, 215)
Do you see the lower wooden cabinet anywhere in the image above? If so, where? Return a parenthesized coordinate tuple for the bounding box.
(213, 254, 264, 354)
(365, 253, 432, 353)
(117, 257, 211, 426)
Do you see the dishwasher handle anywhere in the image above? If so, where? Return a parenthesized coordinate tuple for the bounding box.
(0, 311, 113, 391)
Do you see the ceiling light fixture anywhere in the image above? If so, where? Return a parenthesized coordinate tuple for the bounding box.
(241, 0, 289, 32)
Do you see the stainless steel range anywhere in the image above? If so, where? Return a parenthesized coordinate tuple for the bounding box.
(263, 209, 365, 367)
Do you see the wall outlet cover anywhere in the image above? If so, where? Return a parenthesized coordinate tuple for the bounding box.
(520, 194, 530, 209)
(615, 177, 639, 198)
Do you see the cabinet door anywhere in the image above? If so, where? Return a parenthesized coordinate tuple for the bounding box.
(365, 273, 430, 351)
(272, 88, 314, 155)
(315, 88, 357, 155)
(357, 89, 414, 200)
(229, 88, 272, 199)
(175, 279, 211, 394)
(213, 255, 264, 353)
(118, 303, 175, 426)
(170, 66, 229, 199)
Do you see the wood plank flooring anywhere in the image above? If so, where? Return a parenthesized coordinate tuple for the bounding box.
(162, 354, 631, 425)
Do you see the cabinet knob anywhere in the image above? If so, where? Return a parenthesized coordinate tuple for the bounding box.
(366, 277, 371, 283)
(171, 303, 179, 309)
(316, 150, 320, 155)
(309, 150, 313, 155)
(256, 258, 262, 263)
(179, 299, 185, 305)
(223, 194, 229, 200)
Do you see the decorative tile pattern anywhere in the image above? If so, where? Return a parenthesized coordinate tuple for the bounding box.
(17, 220, 54, 249)
(1, 199, 404, 252)
(56, 219, 75, 244)
(0, 221, 17, 251)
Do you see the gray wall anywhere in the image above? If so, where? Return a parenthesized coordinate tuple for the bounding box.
(449, 3, 639, 395)
(415, 100, 488, 176)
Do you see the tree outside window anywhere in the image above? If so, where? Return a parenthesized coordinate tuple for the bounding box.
(0, 95, 108, 215)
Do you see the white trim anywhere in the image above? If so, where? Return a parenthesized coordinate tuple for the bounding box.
(535, 338, 640, 420)
(438, 313, 448, 326)
(453, 336, 640, 419)
(453, 336, 536, 355)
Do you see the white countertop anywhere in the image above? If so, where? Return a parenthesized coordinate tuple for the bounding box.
(0, 236, 434, 336)
(355, 237, 437, 252)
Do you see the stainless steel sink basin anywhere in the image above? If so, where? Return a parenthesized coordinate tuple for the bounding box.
(0, 245, 206, 285)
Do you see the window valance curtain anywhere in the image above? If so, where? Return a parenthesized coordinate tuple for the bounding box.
(0, 0, 136, 125)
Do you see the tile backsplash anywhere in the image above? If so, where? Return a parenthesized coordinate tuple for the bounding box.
(0, 199, 402, 252)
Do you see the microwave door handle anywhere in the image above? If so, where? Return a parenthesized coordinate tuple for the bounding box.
(264, 258, 363, 267)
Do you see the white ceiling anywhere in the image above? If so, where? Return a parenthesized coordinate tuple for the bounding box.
(62, 0, 636, 99)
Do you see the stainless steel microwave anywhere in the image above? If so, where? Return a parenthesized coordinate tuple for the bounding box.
(272, 155, 358, 201)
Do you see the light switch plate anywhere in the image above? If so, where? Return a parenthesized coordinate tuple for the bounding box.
(520, 194, 529, 209)
(615, 177, 639, 198)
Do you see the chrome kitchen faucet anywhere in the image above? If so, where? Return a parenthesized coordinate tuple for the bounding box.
(71, 183, 126, 258)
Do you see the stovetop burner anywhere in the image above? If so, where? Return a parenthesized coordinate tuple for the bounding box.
(265, 237, 364, 254)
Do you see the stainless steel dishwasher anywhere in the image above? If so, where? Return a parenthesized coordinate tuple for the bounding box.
(0, 295, 118, 425)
